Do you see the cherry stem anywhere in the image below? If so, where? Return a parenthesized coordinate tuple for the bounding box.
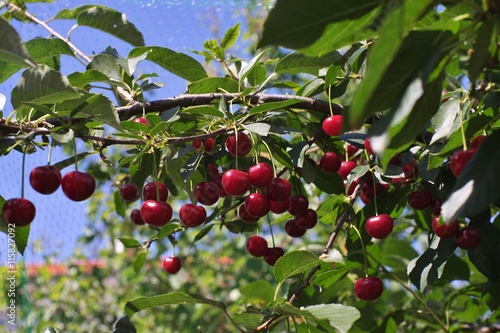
(459, 105, 468, 150)
(151, 149, 160, 200)
(72, 137, 78, 172)
(370, 169, 379, 216)
(260, 139, 277, 177)
(351, 224, 369, 277)
(233, 125, 239, 170)
(47, 140, 55, 165)
(267, 216, 276, 247)
(21, 142, 28, 198)
(328, 85, 334, 117)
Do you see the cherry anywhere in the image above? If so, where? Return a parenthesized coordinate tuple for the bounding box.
(140, 200, 173, 227)
(225, 131, 252, 157)
(163, 256, 182, 274)
(360, 180, 388, 201)
(432, 216, 459, 238)
(239, 204, 259, 224)
(266, 177, 292, 202)
(294, 209, 318, 229)
(208, 164, 224, 189)
(192, 139, 202, 149)
(133, 117, 148, 125)
(455, 226, 481, 250)
(179, 203, 206, 228)
(244, 193, 271, 218)
(246, 235, 269, 257)
(346, 177, 361, 196)
(120, 183, 139, 202)
(2, 198, 36, 227)
(322, 115, 343, 136)
(337, 160, 357, 180)
(270, 198, 291, 214)
(204, 137, 216, 152)
(431, 198, 443, 216)
(403, 160, 418, 180)
(248, 162, 274, 189)
(194, 181, 220, 205)
(222, 169, 251, 196)
(364, 138, 374, 156)
(264, 247, 285, 266)
(408, 190, 433, 210)
(470, 135, 487, 149)
(365, 214, 393, 239)
(346, 144, 360, 160)
(354, 276, 384, 301)
(29, 165, 61, 194)
(287, 194, 309, 216)
(285, 219, 307, 237)
(61, 171, 96, 201)
(142, 182, 168, 201)
(319, 152, 341, 173)
(130, 209, 146, 225)
(450, 149, 477, 178)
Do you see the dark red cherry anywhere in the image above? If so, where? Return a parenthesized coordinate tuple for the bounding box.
(225, 131, 252, 157)
(163, 256, 182, 274)
(432, 216, 459, 238)
(244, 193, 271, 218)
(270, 198, 291, 214)
(319, 152, 341, 173)
(354, 276, 383, 301)
(408, 190, 433, 210)
(285, 219, 307, 237)
(246, 235, 269, 257)
(294, 209, 317, 229)
(287, 194, 309, 216)
(140, 200, 173, 227)
(194, 181, 220, 205)
(365, 214, 393, 239)
(266, 178, 292, 202)
(239, 204, 259, 224)
(179, 203, 206, 228)
(61, 171, 96, 202)
(455, 226, 481, 250)
(142, 182, 168, 201)
(222, 169, 251, 196)
(2, 198, 36, 227)
(248, 162, 274, 189)
(130, 209, 146, 225)
(29, 165, 61, 194)
(120, 183, 139, 202)
(264, 247, 285, 266)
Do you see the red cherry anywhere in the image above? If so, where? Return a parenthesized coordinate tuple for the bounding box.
(322, 115, 343, 136)
(204, 137, 216, 152)
(194, 181, 220, 205)
(264, 247, 285, 266)
(346, 144, 360, 160)
(287, 194, 309, 216)
(142, 182, 168, 201)
(432, 216, 459, 238)
(266, 177, 292, 202)
(360, 180, 388, 201)
(245, 193, 271, 218)
(319, 152, 341, 173)
(285, 219, 307, 237)
(365, 214, 393, 239)
(337, 160, 357, 180)
(455, 226, 481, 250)
(239, 204, 259, 224)
(140, 200, 173, 227)
(133, 117, 148, 125)
(163, 256, 182, 274)
(450, 149, 477, 178)
(120, 183, 139, 202)
(2, 198, 36, 227)
(270, 198, 291, 214)
(294, 209, 318, 229)
(179, 203, 206, 228)
(61, 171, 96, 201)
(208, 164, 224, 189)
(364, 138, 374, 156)
(354, 276, 384, 301)
(346, 177, 361, 196)
(130, 209, 146, 225)
(192, 139, 202, 149)
(225, 131, 252, 157)
(402, 160, 418, 180)
(222, 169, 251, 196)
(29, 165, 61, 194)
(248, 162, 274, 189)
(470, 135, 487, 149)
(408, 190, 433, 210)
(246, 235, 269, 257)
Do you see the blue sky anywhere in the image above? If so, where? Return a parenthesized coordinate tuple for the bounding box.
(0, 0, 266, 263)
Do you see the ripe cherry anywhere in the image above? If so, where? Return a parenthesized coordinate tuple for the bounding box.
(364, 138, 374, 156)
(244, 193, 271, 218)
(246, 235, 269, 257)
(239, 204, 259, 224)
(140, 200, 173, 227)
(408, 190, 433, 210)
(360, 180, 388, 201)
(61, 171, 96, 201)
(130, 209, 146, 225)
(285, 219, 307, 237)
(432, 216, 459, 238)
(142, 182, 168, 201)
(346, 144, 360, 160)
(450, 149, 477, 178)
(266, 177, 292, 202)
(431, 198, 443, 216)
(270, 198, 291, 214)
(319, 152, 341, 173)
(264, 247, 285, 266)
(365, 214, 393, 239)
(354, 276, 384, 301)
(287, 194, 309, 216)
(222, 169, 251, 196)
(120, 183, 139, 202)
(455, 226, 481, 250)
(337, 160, 357, 180)
(29, 165, 61, 194)
(2, 198, 36, 227)
(470, 135, 487, 149)
(248, 162, 274, 189)
(194, 181, 220, 205)
(322, 115, 343, 136)
(133, 117, 148, 125)
(294, 209, 318, 229)
(163, 256, 182, 274)
(225, 131, 252, 157)
(179, 203, 206, 228)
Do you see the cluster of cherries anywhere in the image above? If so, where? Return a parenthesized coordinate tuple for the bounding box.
(2, 164, 96, 228)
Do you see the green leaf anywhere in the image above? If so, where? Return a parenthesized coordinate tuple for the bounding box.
(429, 99, 460, 145)
(133, 250, 147, 273)
(274, 250, 323, 283)
(241, 122, 270, 136)
(302, 303, 361, 333)
(239, 279, 275, 304)
(26, 38, 75, 66)
(193, 224, 214, 243)
(275, 52, 342, 75)
(468, 218, 500, 280)
(239, 49, 268, 84)
(188, 77, 239, 94)
(67, 70, 112, 88)
(232, 312, 263, 331)
(0, 17, 35, 67)
(129, 47, 207, 82)
(157, 223, 182, 240)
(124, 292, 225, 317)
(183, 106, 225, 118)
(468, 19, 494, 83)
(15, 225, 31, 256)
(114, 190, 126, 218)
(220, 22, 240, 50)
(248, 98, 304, 116)
(52, 152, 95, 170)
(87, 54, 122, 82)
(11, 66, 81, 109)
(441, 131, 500, 222)
(118, 237, 142, 248)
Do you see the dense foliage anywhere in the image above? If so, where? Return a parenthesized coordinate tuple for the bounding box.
(1, 0, 500, 332)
